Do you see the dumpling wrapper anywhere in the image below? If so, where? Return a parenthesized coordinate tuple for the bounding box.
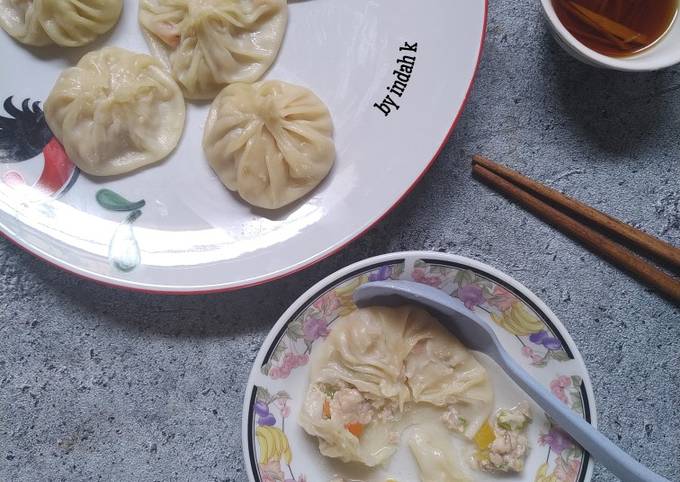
(307, 306, 430, 410)
(299, 306, 493, 466)
(405, 324, 494, 438)
(408, 425, 472, 482)
(298, 383, 399, 467)
(0, 0, 122, 47)
(139, 0, 287, 99)
(44, 47, 186, 176)
(203, 80, 335, 209)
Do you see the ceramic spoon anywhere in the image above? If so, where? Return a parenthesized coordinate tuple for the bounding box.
(353, 280, 668, 482)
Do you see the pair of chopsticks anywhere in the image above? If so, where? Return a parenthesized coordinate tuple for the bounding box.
(472, 155, 680, 302)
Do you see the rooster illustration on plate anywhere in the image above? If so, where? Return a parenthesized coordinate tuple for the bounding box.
(0, 96, 79, 196)
(0, 95, 144, 272)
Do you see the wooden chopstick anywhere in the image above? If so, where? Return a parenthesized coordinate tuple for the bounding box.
(473, 155, 680, 272)
(471, 161, 680, 302)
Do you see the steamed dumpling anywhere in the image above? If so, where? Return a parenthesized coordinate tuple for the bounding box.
(44, 47, 186, 176)
(139, 0, 287, 99)
(0, 0, 122, 47)
(298, 306, 493, 466)
(203, 80, 335, 209)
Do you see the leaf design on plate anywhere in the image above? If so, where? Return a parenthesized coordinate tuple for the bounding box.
(109, 209, 142, 272)
(275, 391, 291, 400)
(391, 263, 405, 279)
(256, 386, 272, 403)
(270, 340, 287, 363)
(96, 188, 146, 212)
(551, 350, 571, 362)
(125, 209, 143, 224)
(287, 319, 304, 340)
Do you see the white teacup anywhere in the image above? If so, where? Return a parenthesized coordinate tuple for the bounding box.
(540, 0, 680, 71)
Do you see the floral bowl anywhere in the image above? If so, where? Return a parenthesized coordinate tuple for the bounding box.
(242, 252, 596, 482)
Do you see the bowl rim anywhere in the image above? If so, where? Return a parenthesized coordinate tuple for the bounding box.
(540, 0, 680, 71)
(241, 250, 598, 482)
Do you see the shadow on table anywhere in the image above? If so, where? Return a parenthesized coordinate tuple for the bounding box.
(23, 258, 317, 338)
(4, 93, 469, 339)
(538, 26, 678, 158)
(8, 214, 409, 339)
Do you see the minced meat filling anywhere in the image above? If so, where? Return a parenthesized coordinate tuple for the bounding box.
(475, 402, 531, 473)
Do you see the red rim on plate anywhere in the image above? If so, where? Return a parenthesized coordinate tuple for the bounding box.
(0, 2, 489, 294)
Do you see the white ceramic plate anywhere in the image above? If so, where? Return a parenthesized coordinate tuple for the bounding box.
(0, 0, 486, 293)
(243, 252, 596, 482)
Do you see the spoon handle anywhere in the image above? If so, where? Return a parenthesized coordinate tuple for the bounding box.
(494, 350, 668, 482)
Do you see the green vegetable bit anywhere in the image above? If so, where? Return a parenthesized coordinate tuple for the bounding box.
(497, 409, 529, 431)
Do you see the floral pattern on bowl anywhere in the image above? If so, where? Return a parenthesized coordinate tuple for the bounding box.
(243, 252, 596, 482)
(412, 259, 573, 367)
(536, 376, 589, 482)
(252, 386, 304, 482)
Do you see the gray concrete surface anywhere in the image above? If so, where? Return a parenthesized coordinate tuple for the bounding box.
(1, 0, 679, 481)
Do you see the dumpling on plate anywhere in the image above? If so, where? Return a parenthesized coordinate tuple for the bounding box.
(44, 47, 186, 176)
(203, 80, 335, 209)
(0, 0, 123, 47)
(138, 0, 288, 99)
(298, 306, 493, 467)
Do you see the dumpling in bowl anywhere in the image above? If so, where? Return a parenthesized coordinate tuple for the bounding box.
(44, 47, 186, 176)
(203, 80, 335, 209)
(408, 426, 472, 482)
(0, 0, 123, 47)
(298, 306, 493, 467)
(139, 0, 288, 99)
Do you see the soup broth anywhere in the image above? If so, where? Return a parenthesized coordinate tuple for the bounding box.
(552, 0, 678, 57)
